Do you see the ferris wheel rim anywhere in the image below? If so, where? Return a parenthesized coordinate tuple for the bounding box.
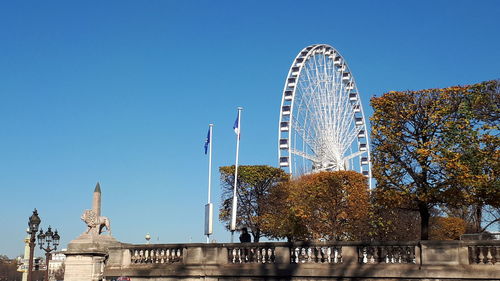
(277, 44, 372, 188)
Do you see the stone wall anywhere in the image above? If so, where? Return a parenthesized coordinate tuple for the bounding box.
(103, 240, 500, 281)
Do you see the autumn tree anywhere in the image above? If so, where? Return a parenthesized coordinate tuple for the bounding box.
(438, 80, 500, 232)
(219, 165, 289, 242)
(368, 199, 421, 241)
(429, 217, 467, 240)
(261, 171, 370, 241)
(371, 80, 499, 240)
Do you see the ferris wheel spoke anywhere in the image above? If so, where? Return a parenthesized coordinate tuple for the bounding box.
(289, 149, 319, 163)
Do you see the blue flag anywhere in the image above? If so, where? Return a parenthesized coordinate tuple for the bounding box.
(233, 113, 240, 136)
(204, 128, 210, 155)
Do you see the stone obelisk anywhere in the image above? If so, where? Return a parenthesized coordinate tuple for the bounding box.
(93, 182, 101, 217)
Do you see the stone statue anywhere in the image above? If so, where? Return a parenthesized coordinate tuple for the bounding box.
(65, 182, 119, 281)
(80, 182, 112, 235)
(81, 209, 111, 235)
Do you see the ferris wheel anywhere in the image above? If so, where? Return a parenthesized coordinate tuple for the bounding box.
(278, 44, 372, 188)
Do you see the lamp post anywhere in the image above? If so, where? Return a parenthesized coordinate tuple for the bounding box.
(27, 209, 41, 281)
(38, 226, 60, 281)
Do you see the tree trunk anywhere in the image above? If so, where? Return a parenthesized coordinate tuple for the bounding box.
(418, 202, 430, 240)
(475, 203, 483, 232)
(253, 229, 260, 242)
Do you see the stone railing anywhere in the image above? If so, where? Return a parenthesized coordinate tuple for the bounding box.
(104, 240, 500, 281)
(129, 245, 183, 264)
(228, 244, 275, 263)
(290, 244, 342, 264)
(468, 244, 500, 264)
(357, 244, 416, 264)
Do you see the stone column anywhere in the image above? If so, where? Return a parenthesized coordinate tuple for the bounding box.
(93, 182, 101, 217)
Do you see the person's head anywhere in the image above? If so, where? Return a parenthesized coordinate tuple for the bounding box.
(241, 227, 248, 233)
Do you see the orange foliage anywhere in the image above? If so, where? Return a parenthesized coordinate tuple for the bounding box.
(261, 171, 370, 241)
(370, 79, 499, 239)
(429, 217, 467, 240)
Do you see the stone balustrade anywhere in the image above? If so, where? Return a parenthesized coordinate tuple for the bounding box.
(129, 246, 183, 264)
(105, 240, 500, 281)
(291, 245, 342, 264)
(469, 244, 500, 264)
(357, 244, 416, 264)
(228, 244, 275, 263)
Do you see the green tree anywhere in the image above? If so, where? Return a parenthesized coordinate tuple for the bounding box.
(219, 165, 289, 242)
(371, 80, 499, 240)
(261, 171, 370, 241)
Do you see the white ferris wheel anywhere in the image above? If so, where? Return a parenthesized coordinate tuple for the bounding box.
(278, 44, 372, 188)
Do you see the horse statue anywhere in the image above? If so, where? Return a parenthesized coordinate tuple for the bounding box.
(81, 209, 112, 235)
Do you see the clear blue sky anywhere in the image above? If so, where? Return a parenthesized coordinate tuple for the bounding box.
(1, 0, 499, 258)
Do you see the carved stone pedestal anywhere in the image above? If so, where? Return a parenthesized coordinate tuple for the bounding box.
(64, 234, 120, 281)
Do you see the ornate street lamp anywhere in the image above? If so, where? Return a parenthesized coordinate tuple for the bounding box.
(38, 226, 60, 281)
(27, 209, 41, 281)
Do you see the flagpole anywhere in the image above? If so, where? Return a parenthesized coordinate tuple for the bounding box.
(208, 124, 214, 243)
(230, 107, 242, 243)
(204, 124, 214, 243)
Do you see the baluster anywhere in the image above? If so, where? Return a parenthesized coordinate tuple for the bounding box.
(492, 247, 498, 265)
(160, 249, 164, 263)
(386, 246, 393, 263)
(366, 246, 375, 263)
(240, 247, 247, 263)
(231, 248, 236, 263)
(301, 247, 308, 263)
(474, 246, 481, 264)
(227, 248, 233, 263)
(478, 246, 486, 264)
(312, 247, 317, 263)
(290, 247, 296, 263)
(337, 246, 343, 263)
(392, 246, 399, 263)
(269, 248, 275, 263)
(131, 250, 136, 263)
(397, 246, 404, 263)
(392, 246, 398, 263)
(362, 247, 368, 263)
(484, 247, 492, 264)
(295, 247, 300, 263)
(372, 246, 380, 264)
(248, 247, 254, 263)
(376, 246, 384, 263)
(139, 250, 144, 263)
(406, 246, 414, 263)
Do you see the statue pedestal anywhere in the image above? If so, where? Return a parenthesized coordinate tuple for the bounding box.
(64, 234, 120, 281)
